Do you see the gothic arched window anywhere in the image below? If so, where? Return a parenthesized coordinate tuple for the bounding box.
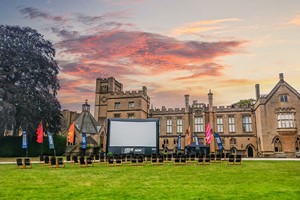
(274, 137, 282, 152)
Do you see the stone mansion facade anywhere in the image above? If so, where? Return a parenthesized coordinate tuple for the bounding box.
(94, 74, 300, 157)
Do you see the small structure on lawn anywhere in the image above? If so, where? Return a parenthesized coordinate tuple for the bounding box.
(65, 100, 101, 155)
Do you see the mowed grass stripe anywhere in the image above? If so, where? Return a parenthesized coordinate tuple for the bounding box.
(0, 161, 299, 200)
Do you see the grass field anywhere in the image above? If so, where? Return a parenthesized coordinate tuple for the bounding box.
(0, 160, 299, 200)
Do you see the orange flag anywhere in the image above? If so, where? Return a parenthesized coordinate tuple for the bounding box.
(185, 126, 192, 146)
(68, 122, 75, 144)
(36, 121, 43, 143)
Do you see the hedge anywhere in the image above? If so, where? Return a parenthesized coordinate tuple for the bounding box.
(0, 135, 67, 157)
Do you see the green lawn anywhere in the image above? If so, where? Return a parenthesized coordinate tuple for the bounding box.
(0, 160, 299, 200)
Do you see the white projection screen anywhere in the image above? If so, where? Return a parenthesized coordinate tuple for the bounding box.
(107, 119, 159, 155)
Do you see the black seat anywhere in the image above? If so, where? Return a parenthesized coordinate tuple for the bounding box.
(151, 154, 157, 164)
(86, 157, 94, 167)
(204, 155, 210, 164)
(146, 155, 151, 162)
(190, 154, 195, 161)
(16, 158, 24, 168)
(138, 155, 144, 164)
(107, 156, 114, 166)
(167, 154, 172, 162)
(131, 156, 137, 165)
(100, 155, 105, 163)
(50, 157, 56, 167)
(198, 155, 204, 165)
(180, 156, 186, 164)
(56, 157, 65, 168)
(228, 155, 235, 164)
(79, 156, 86, 166)
(44, 155, 50, 164)
(235, 155, 242, 165)
(116, 158, 122, 164)
(210, 154, 215, 162)
(174, 154, 180, 163)
(24, 158, 32, 168)
(121, 155, 126, 162)
(158, 155, 164, 163)
(72, 155, 78, 163)
(216, 154, 222, 163)
(66, 155, 71, 161)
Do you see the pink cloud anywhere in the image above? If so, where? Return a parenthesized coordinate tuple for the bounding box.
(170, 18, 241, 36)
(57, 30, 244, 76)
(18, 7, 245, 111)
(55, 29, 244, 111)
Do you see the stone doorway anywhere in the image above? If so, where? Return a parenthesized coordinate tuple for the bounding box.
(247, 146, 254, 157)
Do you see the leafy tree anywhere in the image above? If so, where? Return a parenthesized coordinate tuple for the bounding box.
(0, 101, 16, 136)
(235, 98, 255, 108)
(0, 25, 61, 136)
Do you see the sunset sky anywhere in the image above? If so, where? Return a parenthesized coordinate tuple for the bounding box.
(1, 0, 300, 114)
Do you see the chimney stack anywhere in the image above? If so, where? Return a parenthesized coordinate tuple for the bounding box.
(142, 86, 147, 94)
(184, 95, 189, 113)
(279, 73, 284, 82)
(208, 90, 213, 111)
(255, 84, 260, 100)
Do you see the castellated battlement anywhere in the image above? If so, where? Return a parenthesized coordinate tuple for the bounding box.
(110, 90, 146, 96)
(107, 89, 150, 101)
(97, 76, 115, 81)
(213, 105, 252, 112)
(149, 106, 185, 114)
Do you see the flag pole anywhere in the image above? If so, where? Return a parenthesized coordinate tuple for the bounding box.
(40, 143, 43, 156)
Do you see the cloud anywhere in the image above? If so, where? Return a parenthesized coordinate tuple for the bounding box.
(58, 60, 140, 80)
(170, 18, 241, 36)
(174, 62, 226, 80)
(288, 14, 300, 26)
(74, 10, 131, 25)
(50, 27, 79, 38)
(54, 29, 243, 111)
(18, 7, 245, 111)
(19, 7, 65, 22)
(19, 7, 133, 31)
(56, 30, 244, 76)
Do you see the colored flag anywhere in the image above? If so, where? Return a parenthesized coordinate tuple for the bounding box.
(36, 121, 43, 143)
(193, 133, 200, 150)
(214, 132, 223, 151)
(205, 123, 212, 144)
(177, 133, 181, 150)
(22, 131, 28, 149)
(68, 122, 75, 144)
(82, 133, 87, 149)
(47, 131, 55, 150)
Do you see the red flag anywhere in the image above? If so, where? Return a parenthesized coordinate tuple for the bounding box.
(68, 122, 75, 144)
(206, 123, 212, 144)
(36, 121, 43, 143)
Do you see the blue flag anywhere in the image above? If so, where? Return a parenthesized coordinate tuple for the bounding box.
(82, 133, 87, 149)
(22, 131, 28, 149)
(47, 131, 55, 150)
(177, 133, 181, 150)
(214, 132, 223, 151)
(193, 133, 200, 150)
